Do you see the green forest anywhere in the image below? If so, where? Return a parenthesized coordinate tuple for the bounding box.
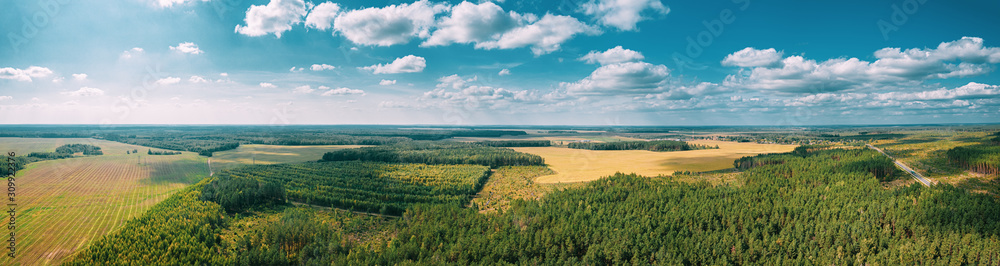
(67, 146, 1000, 265)
(321, 142, 545, 168)
(567, 140, 716, 151)
(946, 134, 1000, 175)
(213, 161, 490, 216)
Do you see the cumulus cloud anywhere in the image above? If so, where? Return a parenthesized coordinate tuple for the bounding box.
(477, 14, 600, 55)
(304, 2, 340, 30)
(154, 77, 181, 85)
(154, 0, 208, 8)
(562, 61, 670, 96)
(61, 87, 105, 97)
(379, 79, 397, 85)
(361, 55, 426, 74)
(293, 85, 314, 93)
(722, 47, 783, 67)
(290, 67, 304, 72)
(72, 73, 87, 81)
(872, 82, 1000, 101)
(725, 37, 1000, 93)
(498, 69, 511, 76)
(0, 96, 12, 101)
(333, 0, 448, 46)
(579, 46, 644, 65)
(120, 47, 144, 59)
(260, 82, 277, 88)
(310, 64, 336, 71)
(420, 74, 546, 110)
(189, 76, 208, 83)
(642, 82, 728, 100)
(235, 0, 308, 38)
(170, 42, 203, 54)
(0, 66, 52, 82)
(422, 1, 525, 47)
(579, 0, 669, 31)
(322, 87, 365, 96)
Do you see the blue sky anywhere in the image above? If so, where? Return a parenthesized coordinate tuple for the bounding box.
(2, 0, 1000, 125)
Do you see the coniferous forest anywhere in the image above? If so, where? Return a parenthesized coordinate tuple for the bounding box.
(567, 140, 716, 151)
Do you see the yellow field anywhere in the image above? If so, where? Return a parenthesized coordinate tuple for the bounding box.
(210, 144, 370, 170)
(0, 138, 208, 265)
(513, 140, 796, 183)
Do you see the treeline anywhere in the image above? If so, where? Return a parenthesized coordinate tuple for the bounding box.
(736, 147, 900, 182)
(567, 140, 716, 151)
(200, 175, 286, 212)
(1, 145, 102, 175)
(322, 142, 545, 168)
(947, 145, 1000, 175)
(55, 144, 103, 155)
(216, 161, 490, 216)
(146, 149, 182, 155)
(475, 140, 551, 147)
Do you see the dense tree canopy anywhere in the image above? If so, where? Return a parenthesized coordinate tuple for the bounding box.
(322, 142, 545, 168)
(567, 140, 715, 151)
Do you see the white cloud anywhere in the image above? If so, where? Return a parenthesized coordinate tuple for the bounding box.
(52, 77, 64, 83)
(334, 0, 448, 46)
(220, 73, 229, 77)
(260, 82, 277, 88)
(872, 82, 1000, 101)
(725, 37, 1000, 93)
(322, 87, 365, 96)
(154, 0, 208, 8)
(189, 76, 208, 83)
(579, 46, 644, 65)
(379, 79, 397, 85)
(422, 1, 524, 47)
(289, 67, 304, 72)
(293, 85, 314, 93)
(120, 47, 144, 59)
(642, 82, 727, 100)
(310, 64, 336, 71)
(361, 55, 426, 74)
(155, 77, 181, 86)
(722, 47, 783, 67)
(170, 42, 203, 54)
(418, 74, 554, 111)
(304, 2, 341, 30)
(562, 61, 670, 95)
(61, 87, 105, 97)
(0, 66, 52, 82)
(72, 73, 88, 81)
(476, 14, 600, 55)
(498, 68, 511, 76)
(580, 0, 669, 31)
(235, 0, 308, 38)
(0, 96, 12, 101)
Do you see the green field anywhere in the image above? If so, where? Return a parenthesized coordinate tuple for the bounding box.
(209, 144, 370, 170)
(0, 138, 208, 265)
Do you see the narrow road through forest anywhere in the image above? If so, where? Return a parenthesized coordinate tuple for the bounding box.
(866, 144, 931, 186)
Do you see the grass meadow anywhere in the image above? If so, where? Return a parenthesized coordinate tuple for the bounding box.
(0, 138, 208, 265)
